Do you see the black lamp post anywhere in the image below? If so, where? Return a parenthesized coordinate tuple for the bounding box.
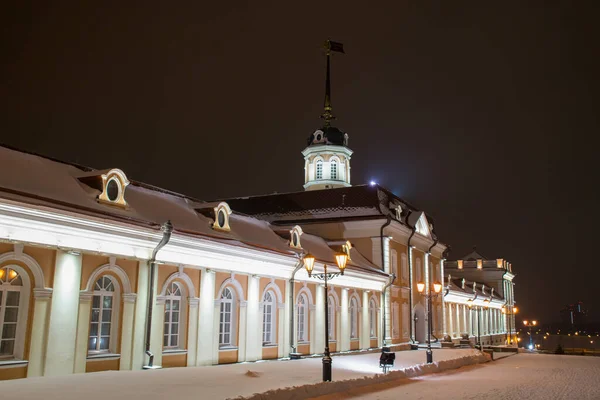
(304, 252, 348, 382)
(523, 320, 538, 349)
(468, 298, 489, 349)
(416, 281, 443, 364)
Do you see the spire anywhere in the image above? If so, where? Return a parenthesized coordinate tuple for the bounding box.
(320, 40, 345, 127)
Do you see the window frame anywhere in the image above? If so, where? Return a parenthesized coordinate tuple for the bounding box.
(88, 275, 120, 355)
(350, 297, 359, 340)
(327, 295, 336, 341)
(315, 160, 323, 180)
(330, 160, 338, 180)
(219, 287, 236, 348)
(163, 282, 183, 349)
(369, 298, 377, 338)
(0, 266, 25, 359)
(262, 291, 277, 345)
(297, 294, 308, 343)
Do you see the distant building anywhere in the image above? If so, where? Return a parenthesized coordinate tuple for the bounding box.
(443, 248, 516, 346)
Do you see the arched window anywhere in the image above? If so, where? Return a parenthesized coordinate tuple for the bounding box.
(330, 161, 338, 180)
(89, 276, 118, 353)
(328, 295, 335, 340)
(164, 282, 182, 348)
(369, 298, 377, 338)
(297, 294, 308, 342)
(0, 267, 23, 356)
(350, 297, 359, 339)
(316, 160, 323, 180)
(262, 291, 276, 345)
(219, 287, 235, 347)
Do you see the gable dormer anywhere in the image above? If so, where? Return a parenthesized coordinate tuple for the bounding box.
(194, 201, 232, 232)
(415, 213, 432, 238)
(289, 225, 304, 249)
(78, 168, 130, 208)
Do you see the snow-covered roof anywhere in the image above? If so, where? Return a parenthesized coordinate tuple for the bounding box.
(0, 145, 387, 277)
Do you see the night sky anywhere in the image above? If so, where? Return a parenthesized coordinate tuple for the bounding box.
(2, 2, 599, 323)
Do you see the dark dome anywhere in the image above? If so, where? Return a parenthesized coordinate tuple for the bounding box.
(306, 126, 348, 147)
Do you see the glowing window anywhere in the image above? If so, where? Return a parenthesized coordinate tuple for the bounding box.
(330, 161, 337, 180)
(316, 160, 323, 180)
(89, 276, 116, 352)
(0, 267, 22, 356)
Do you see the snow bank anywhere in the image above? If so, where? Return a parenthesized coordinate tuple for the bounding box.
(230, 352, 490, 400)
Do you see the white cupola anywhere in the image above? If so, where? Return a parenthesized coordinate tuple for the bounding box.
(302, 40, 353, 191)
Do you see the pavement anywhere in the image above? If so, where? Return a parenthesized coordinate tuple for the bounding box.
(0, 348, 483, 400)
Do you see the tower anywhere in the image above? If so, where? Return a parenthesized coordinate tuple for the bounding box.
(303, 40, 353, 191)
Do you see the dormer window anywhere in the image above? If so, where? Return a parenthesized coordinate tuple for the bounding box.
(78, 168, 130, 208)
(213, 202, 232, 232)
(316, 160, 323, 180)
(290, 226, 303, 249)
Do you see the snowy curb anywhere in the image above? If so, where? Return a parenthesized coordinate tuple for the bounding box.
(229, 352, 491, 400)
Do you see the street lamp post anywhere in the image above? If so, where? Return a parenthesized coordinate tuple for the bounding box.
(303, 252, 348, 382)
(468, 298, 490, 349)
(523, 320, 538, 350)
(416, 281, 443, 364)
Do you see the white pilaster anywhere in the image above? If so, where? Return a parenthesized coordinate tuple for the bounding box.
(130, 261, 149, 370)
(119, 293, 136, 370)
(237, 301, 248, 362)
(309, 304, 316, 354)
(315, 284, 325, 354)
(361, 291, 370, 349)
(245, 275, 260, 362)
(44, 251, 82, 376)
(284, 280, 292, 356)
(197, 269, 215, 365)
(27, 289, 52, 377)
(73, 292, 92, 373)
(340, 288, 349, 351)
(277, 303, 285, 358)
(186, 297, 199, 366)
(150, 298, 165, 367)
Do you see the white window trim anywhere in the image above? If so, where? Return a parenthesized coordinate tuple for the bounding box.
(297, 293, 309, 343)
(315, 160, 323, 180)
(328, 295, 336, 341)
(163, 282, 185, 350)
(369, 298, 377, 338)
(0, 265, 30, 360)
(349, 297, 359, 340)
(219, 287, 236, 348)
(262, 290, 276, 345)
(88, 275, 120, 355)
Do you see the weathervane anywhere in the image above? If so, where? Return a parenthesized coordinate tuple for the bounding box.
(320, 40, 345, 127)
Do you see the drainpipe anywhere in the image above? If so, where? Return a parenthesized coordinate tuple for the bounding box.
(427, 237, 439, 343)
(289, 255, 304, 357)
(406, 212, 417, 344)
(379, 216, 392, 347)
(144, 220, 173, 369)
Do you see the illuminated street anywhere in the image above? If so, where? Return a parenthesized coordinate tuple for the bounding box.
(313, 353, 600, 400)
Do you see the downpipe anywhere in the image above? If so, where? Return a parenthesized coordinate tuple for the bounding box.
(406, 211, 417, 344)
(379, 216, 392, 347)
(289, 255, 304, 358)
(144, 220, 173, 369)
(427, 237, 439, 343)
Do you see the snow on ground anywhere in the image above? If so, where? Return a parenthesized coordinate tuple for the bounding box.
(312, 353, 600, 400)
(0, 349, 481, 400)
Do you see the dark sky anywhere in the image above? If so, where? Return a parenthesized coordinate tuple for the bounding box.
(2, 2, 599, 323)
